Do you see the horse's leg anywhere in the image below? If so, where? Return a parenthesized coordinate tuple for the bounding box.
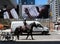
(16, 32, 20, 40)
(26, 32, 29, 40)
(19, 31, 22, 40)
(31, 34, 34, 40)
(17, 34, 19, 40)
(30, 31, 34, 40)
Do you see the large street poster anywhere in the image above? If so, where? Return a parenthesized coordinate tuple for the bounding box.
(22, 5, 50, 19)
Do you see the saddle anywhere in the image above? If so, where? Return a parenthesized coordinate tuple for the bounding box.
(22, 25, 31, 31)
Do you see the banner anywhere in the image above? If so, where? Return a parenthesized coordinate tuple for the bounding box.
(22, 5, 50, 19)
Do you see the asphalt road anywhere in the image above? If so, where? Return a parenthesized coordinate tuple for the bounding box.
(0, 30, 60, 41)
(0, 30, 60, 44)
(0, 41, 60, 44)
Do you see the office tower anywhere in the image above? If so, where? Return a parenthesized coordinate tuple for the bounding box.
(58, 0, 60, 16)
(48, 0, 59, 22)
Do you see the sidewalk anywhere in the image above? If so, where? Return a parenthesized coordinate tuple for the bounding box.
(15, 39, 60, 41)
(49, 30, 60, 35)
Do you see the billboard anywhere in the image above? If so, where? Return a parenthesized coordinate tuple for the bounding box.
(22, 5, 50, 19)
(0, 8, 19, 20)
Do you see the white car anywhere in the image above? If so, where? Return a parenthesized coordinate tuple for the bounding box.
(11, 21, 49, 34)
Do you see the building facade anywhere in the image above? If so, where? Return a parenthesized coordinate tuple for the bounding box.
(48, 0, 60, 22)
(58, 0, 60, 16)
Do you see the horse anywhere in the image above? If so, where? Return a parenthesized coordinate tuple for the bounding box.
(14, 22, 37, 40)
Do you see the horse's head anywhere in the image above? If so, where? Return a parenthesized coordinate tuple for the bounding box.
(36, 24, 43, 28)
(32, 22, 37, 28)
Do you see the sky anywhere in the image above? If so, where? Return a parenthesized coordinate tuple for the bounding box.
(35, 0, 48, 5)
(17, 0, 48, 5)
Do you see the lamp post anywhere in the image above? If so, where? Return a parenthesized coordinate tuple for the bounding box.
(49, 13, 51, 31)
(48, 0, 54, 31)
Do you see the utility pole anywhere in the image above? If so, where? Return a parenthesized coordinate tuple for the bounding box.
(48, 0, 54, 31)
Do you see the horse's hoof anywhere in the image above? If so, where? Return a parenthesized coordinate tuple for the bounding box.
(17, 38, 19, 40)
(26, 39, 27, 40)
(26, 38, 28, 40)
(18, 39, 19, 40)
(32, 38, 34, 40)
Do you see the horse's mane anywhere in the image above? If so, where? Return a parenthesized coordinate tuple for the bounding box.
(30, 22, 35, 25)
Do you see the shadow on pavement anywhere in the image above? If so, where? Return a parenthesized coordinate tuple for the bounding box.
(21, 38, 35, 40)
(21, 34, 51, 35)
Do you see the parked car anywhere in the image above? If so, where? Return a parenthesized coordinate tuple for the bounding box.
(11, 21, 49, 34)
